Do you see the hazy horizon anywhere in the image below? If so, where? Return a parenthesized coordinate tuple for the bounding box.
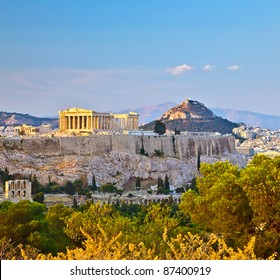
(3, 100, 280, 120)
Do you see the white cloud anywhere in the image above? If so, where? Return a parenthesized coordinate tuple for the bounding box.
(203, 64, 215, 71)
(166, 64, 193, 75)
(227, 65, 242, 71)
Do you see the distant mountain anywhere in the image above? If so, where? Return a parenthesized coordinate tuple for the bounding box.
(211, 108, 280, 130)
(141, 99, 238, 134)
(120, 102, 280, 131)
(2, 104, 279, 132)
(118, 102, 177, 125)
(0, 111, 58, 128)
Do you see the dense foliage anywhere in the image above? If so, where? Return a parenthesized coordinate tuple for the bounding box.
(154, 120, 166, 135)
(180, 154, 280, 258)
(0, 154, 279, 260)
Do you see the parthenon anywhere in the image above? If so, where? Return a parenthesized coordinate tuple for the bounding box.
(59, 108, 139, 133)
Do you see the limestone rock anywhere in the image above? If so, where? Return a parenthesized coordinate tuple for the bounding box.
(141, 98, 238, 134)
(0, 147, 246, 188)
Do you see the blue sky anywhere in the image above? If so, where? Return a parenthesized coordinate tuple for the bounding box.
(0, 0, 280, 117)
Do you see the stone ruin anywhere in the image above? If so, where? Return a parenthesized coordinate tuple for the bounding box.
(4, 180, 32, 202)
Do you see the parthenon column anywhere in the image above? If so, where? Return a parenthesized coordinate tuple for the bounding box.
(99, 116, 101, 130)
(134, 118, 138, 129)
(97, 116, 101, 129)
(78, 115, 80, 130)
(66, 116, 69, 129)
(83, 115, 86, 129)
(88, 115, 91, 130)
(81, 116, 84, 129)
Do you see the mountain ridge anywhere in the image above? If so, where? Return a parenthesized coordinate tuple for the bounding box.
(120, 103, 280, 130)
(210, 107, 280, 130)
(141, 99, 238, 134)
(1, 102, 280, 130)
(0, 111, 58, 128)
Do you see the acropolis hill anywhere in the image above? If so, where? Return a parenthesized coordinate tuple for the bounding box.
(0, 101, 245, 188)
(0, 134, 243, 188)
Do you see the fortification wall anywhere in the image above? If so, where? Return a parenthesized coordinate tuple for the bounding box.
(0, 134, 235, 159)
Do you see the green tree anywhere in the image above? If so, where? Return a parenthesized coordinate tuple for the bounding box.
(0, 167, 11, 184)
(89, 174, 97, 191)
(140, 137, 148, 156)
(44, 204, 73, 254)
(164, 175, 170, 192)
(73, 179, 83, 194)
(197, 150, 201, 171)
(64, 181, 75, 195)
(157, 177, 164, 188)
(157, 176, 169, 194)
(239, 155, 280, 257)
(0, 201, 47, 247)
(33, 192, 44, 204)
(30, 174, 42, 194)
(154, 120, 166, 135)
(72, 197, 78, 209)
(135, 177, 141, 191)
(180, 161, 253, 248)
(99, 184, 118, 193)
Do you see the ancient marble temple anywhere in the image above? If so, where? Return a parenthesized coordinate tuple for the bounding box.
(59, 108, 139, 133)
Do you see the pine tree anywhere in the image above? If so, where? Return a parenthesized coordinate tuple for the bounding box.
(90, 174, 97, 191)
(31, 174, 41, 194)
(164, 175, 170, 191)
(135, 177, 141, 191)
(157, 177, 165, 194)
(157, 177, 164, 188)
(197, 150, 201, 171)
(72, 196, 78, 209)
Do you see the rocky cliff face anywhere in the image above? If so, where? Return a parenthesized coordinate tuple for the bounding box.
(161, 99, 214, 120)
(0, 135, 244, 188)
(0, 149, 246, 188)
(142, 99, 238, 134)
(0, 134, 236, 160)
